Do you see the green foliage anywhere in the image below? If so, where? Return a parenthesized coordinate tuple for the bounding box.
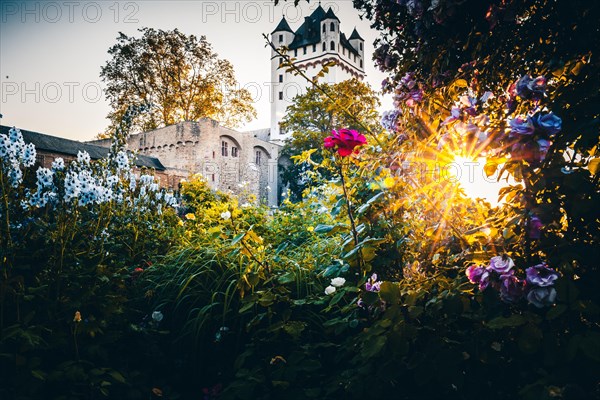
(279, 79, 382, 200)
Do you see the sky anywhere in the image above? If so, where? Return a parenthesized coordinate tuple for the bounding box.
(0, 0, 392, 141)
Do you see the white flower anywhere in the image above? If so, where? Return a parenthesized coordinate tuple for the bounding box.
(140, 174, 154, 185)
(51, 157, 65, 171)
(0, 134, 9, 158)
(77, 151, 91, 164)
(8, 162, 22, 187)
(221, 211, 231, 220)
(330, 277, 346, 287)
(241, 202, 250, 208)
(151, 311, 163, 322)
(324, 285, 336, 295)
(22, 143, 36, 167)
(36, 167, 53, 188)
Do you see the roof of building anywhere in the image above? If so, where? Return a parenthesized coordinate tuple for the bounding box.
(349, 28, 364, 41)
(286, 5, 360, 55)
(324, 7, 340, 21)
(0, 125, 165, 170)
(340, 33, 360, 56)
(272, 16, 294, 34)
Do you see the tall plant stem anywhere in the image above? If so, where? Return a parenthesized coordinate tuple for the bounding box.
(338, 161, 363, 271)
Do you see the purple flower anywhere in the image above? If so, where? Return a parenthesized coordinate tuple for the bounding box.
(532, 113, 562, 137)
(515, 75, 546, 99)
(526, 263, 559, 287)
(509, 116, 535, 136)
(537, 139, 551, 162)
(442, 106, 461, 125)
(466, 265, 490, 291)
(365, 273, 381, 292)
(527, 287, 557, 308)
(466, 265, 484, 284)
(528, 215, 543, 239)
(499, 274, 526, 303)
(489, 255, 515, 274)
(381, 110, 401, 132)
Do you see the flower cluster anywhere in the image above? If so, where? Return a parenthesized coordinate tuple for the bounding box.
(0, 127, 36, 188)
(324, 129, 367, 157)
(392, 72, 423, 108)
(502, 74, 560, 165)
(508, 111, 560, 165)
(1, 127, 179, 215)
(466, 256, 559, 308)
(381, 109, 402, 133)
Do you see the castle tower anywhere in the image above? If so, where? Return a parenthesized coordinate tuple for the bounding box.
(269, 6, 366, 143)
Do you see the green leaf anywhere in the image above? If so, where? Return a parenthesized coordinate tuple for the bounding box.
(277, 271, 296, 284)
(379, 282, 400, 304)
(545, 304, 567, 320)
(361, 290, 380, 306)
(486, 314, 527, 329)
(231, 232, 246, 245)
(580, 332, 600, 362)
(361, 334, 387, 359)
(108, 370, 126, 384)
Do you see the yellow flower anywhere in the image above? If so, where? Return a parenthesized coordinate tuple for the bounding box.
(178, 220, 184, 226)
(185, 213, 196, 220)
(307, 226, 314, 232)
(73, 311, 82, 323)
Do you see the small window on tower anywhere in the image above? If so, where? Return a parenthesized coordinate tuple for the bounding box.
(279, 34, 283, 43)
(279, 91, 283, 100)
(343, 48, 346, 56)
(322, 24, 326, 33)
(279, 74, 283, 83)
(221, 141, 228, 157)
(360, 60, 363, 68)
(360, 43, 363, 51)
(303, 46, 307, 55)
(322, 42, 326, 51)
(312, 44, 316, 52)
(330, 22, 335, 31)
(232, 147, 238, 157)
(212, 174, 215, 182)
(330, 41, 335, 51)
(294, 49, 297, 57)
(255, 151, 262, 165)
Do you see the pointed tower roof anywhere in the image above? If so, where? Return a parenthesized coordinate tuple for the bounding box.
(349, 28, 364, 41)
(272, 16, 293, 34)
(324, 7, 340, 21)
(310, 5, 327, 20)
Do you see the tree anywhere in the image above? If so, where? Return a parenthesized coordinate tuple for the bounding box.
(279, 78, 381, 200)
(100, 27, 256, 135)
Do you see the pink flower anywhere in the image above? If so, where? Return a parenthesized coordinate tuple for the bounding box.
(324, 129, 367, 157)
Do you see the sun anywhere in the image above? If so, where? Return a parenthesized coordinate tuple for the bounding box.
(449, 155, 513, 206)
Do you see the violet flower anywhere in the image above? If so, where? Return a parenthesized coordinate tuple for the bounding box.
(526, 263, 559, 287)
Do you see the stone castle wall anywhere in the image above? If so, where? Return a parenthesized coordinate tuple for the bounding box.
(91, 119, 280, 206)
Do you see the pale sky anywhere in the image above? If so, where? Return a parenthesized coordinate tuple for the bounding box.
(0, 0, 392, 141)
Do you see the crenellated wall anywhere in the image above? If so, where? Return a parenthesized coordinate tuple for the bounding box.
(90, 119, 280, 206)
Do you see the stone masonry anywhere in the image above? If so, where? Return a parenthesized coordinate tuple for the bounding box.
(90, 119, 280, 207)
